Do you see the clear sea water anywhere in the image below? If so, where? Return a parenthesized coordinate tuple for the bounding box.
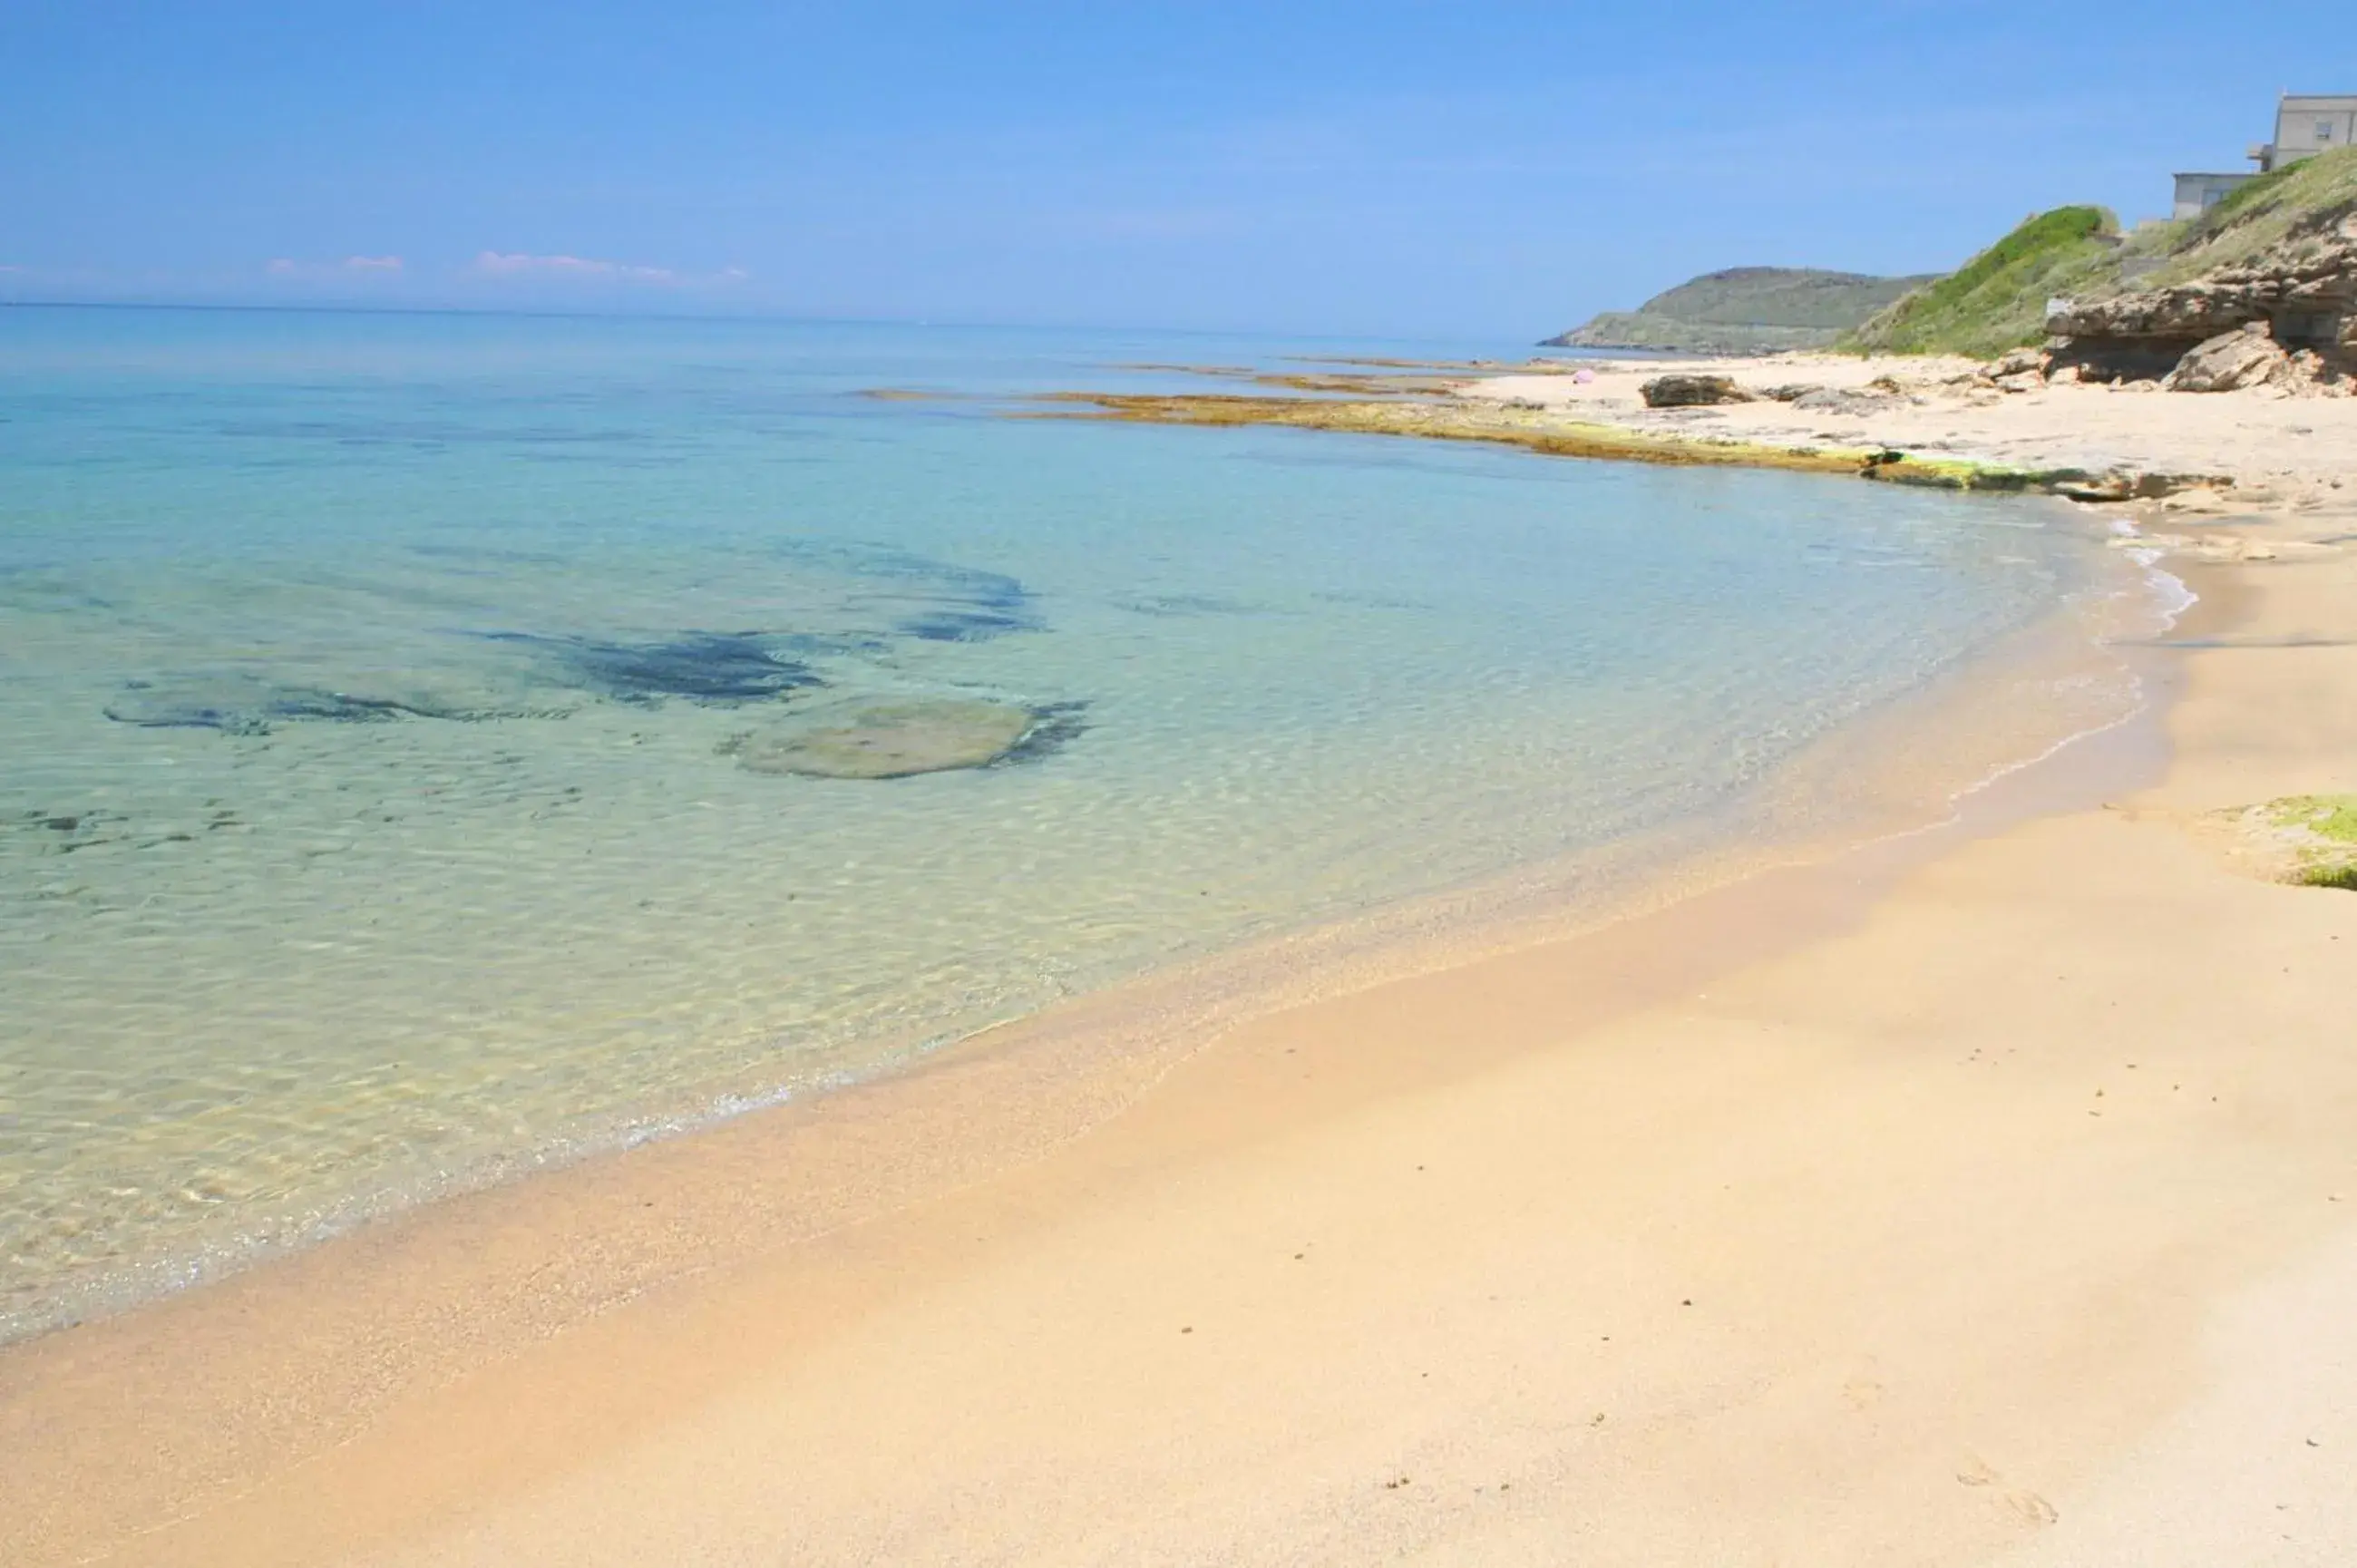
(0, 307, 2117, 1339)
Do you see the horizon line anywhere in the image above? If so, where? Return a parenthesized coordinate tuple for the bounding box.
(0, 296, 1501, 349)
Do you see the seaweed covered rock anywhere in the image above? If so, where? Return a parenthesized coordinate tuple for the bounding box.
(727, 699, 1041, 779)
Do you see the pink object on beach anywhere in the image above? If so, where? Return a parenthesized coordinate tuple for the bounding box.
(1573, 368, 1595, 384)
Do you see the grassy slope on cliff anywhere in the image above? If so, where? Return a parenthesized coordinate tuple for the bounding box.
(1546, 267, 1933, 353)
(1844, 207, 2118, 357)
(2139, 144, 2357, 285)
(1844, 147, 2357, 358)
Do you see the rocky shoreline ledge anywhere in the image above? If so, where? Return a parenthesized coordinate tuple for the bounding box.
(1020, 357, 2269, 507)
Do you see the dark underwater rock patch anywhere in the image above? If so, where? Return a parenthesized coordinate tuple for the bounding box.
(897, 602, 1031, 642)
(724, 697, 1087, 780)
(994, 701, 1088, 766)
(726, 699, 1037, 779)
(103, 677, 523, 735)
(771, 540, 1042, 644)
(482, 631, 823, 705)
(891, 568, 1037, 642)
(1111, 593, 1265, 618)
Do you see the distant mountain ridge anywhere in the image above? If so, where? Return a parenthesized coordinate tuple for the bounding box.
(1544, 267, 1937, 355)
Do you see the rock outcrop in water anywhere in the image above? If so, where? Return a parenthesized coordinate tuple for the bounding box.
(726, 699, 1060, 779)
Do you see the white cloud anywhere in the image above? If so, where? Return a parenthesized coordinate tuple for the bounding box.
(473, 250, 676, 283)
(472, 251, 748, 287)
(266, 255, 405, 278)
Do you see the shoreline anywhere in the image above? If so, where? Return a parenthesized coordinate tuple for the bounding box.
(1034, 346, 2348, 512)
(0, 572, 2188, 1564)
(0, 472, 2149, 1356)
(6, 362, 2357, 1563)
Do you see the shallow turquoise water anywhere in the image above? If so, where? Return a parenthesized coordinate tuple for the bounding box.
(1, 307, 2107, 1338)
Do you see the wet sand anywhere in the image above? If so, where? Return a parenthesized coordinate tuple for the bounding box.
(6, 424, 2357, 1565)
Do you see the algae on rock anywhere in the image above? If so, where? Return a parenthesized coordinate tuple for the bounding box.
(2255, 794, 2357, 889)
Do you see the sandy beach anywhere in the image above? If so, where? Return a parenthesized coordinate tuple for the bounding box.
(1456, 351, 2357, 514)
(6, 366, 2357, 1566)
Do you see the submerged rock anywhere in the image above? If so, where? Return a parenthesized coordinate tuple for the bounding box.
(473, 631, 824, 702)
(482, 631, 823, 704)
(104, 674, 535, 734)
(728, 699, 1057, 779)
(892, 571, 1037, 642)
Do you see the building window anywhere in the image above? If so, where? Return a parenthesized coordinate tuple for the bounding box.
(2320, 120, 2337, 142)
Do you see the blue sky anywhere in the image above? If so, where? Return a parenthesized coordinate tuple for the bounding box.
(0, 2, 2340, 339)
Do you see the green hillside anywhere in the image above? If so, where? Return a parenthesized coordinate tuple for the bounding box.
(1843, 145, 2357, 357)
(1842, 207, 2118, 357)
(1544, 267, 1934, 354)
(2134, 143, 2357, 285)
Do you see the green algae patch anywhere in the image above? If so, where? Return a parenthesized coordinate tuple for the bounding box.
(728, 699, 1038, 779)
(2274, 795, 2357, 844)
(1024, 393, 1885, 478)
(1024, 391, 2103, 495)
(1861, 456, 2064, 493)
(2256, 794, 2357, 890)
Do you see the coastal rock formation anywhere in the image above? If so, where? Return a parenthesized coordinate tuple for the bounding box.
(1640, 374, 1753, 409)
(1791, 388, 1866, 412)
(2163, 323, 2291, 393)
(726, 699, 1046, 779)
(2046, 203, 2357, 387)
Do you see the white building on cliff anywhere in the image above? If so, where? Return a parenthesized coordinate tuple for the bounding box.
(2172, 92, 2354, 219)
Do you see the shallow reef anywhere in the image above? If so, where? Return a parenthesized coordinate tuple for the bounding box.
(723, 698, 1086, 780)
(726, 698, 1056, 779)
(768, 541, 1042, 645)
(100, 544, 1053, 740)
(102, 675, 537, 735)
(481, 630, 824, 705)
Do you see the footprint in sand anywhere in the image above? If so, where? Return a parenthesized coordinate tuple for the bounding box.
(1955, 1458, 2058, 1526)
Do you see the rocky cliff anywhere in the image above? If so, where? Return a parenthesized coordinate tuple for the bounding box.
(2047, 168, 2357, 387)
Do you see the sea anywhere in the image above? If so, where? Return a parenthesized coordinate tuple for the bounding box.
(0, 306, 2157, 1341)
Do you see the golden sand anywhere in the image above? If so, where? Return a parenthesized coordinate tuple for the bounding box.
(5, 368, 2356, 1567)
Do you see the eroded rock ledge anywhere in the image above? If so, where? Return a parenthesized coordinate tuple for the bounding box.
(1026, 390, 2224, 501)
(2046, 210, 2357, 392)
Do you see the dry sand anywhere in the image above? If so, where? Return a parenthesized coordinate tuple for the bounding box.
(1461, 351, 2357, 515)
(5, 375, 2356, 1566)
